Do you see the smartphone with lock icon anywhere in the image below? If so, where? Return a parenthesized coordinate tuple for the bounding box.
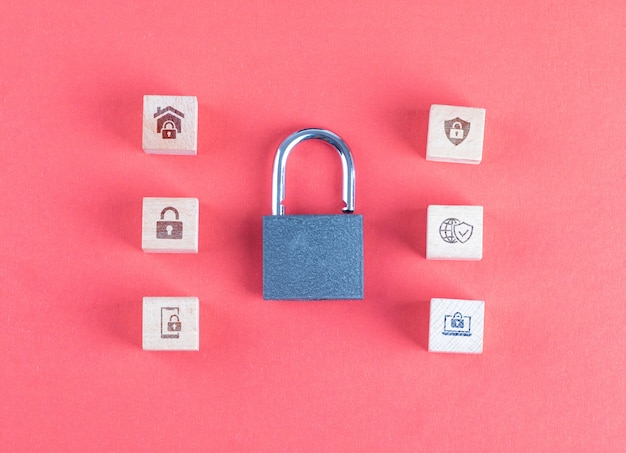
(161, 307, 181, 339)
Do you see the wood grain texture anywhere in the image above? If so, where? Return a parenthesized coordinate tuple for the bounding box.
(426, 104, 486, 164)
(142, 197, 199, 253)
(428, 298, 484, 354)
(142, 297, 200, 351)
(142, 95, 198, 155)
(426, 205, 483, 260)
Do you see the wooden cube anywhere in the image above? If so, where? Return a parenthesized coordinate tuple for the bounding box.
(429, 298, 484, 354)
(143, 297, 199, 351)
(426, 104, 486, 164)
(142, 95, 198, 155)
(427, 205, 483, 260)
(142, 197, 199, 253)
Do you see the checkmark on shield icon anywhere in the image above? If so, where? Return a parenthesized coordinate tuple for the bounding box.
(453, 222, 473, 243)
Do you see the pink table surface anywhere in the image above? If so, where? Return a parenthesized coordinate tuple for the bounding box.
(1, 1, 624, 451)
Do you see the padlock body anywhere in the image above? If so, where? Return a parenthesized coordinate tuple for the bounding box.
(450, 128, 463, 139)
(263, 214, 364, 300)
(167, 321, 182, 332)
(162, 129, 177, 139)
(156, 221, 183, 239)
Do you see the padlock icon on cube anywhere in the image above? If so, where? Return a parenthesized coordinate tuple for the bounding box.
(450, 312, 464, 328)
(161, 121, 177, 139)
(262, 129, 364, 300)
(167, 314, 182, 332)
(450, 122, 464, 139)
(156, 206, 183, 239)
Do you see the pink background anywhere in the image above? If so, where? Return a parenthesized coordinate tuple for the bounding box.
(1, 1, 624, 450)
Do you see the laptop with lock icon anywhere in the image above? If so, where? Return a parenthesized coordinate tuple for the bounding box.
(443, 312, 472, 336)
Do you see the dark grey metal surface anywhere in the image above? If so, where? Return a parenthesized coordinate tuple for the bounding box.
(263, 214, 364, 300)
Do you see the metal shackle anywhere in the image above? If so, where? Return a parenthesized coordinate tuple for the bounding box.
(272, 128, 356, 216)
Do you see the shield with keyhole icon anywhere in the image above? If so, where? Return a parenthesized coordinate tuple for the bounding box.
(444, 117, 471, 145)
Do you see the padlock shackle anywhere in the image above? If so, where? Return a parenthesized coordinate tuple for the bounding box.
(160, 206, 180, 220)
(272, 128, 356, 216)
(169, 314, 180, 321)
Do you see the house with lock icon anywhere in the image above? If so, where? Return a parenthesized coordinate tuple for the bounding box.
(142, 95, 198, 155)
(154, 105, 184, 139)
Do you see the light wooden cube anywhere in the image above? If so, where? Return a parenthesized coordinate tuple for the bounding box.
(427, 205, 483, 260)
(426, 104, 486, 164)
(143, 297, 199, 351)
(142, 197, 199, 253)
(429, 298, 484, 354)
(142, 95, 198, 155)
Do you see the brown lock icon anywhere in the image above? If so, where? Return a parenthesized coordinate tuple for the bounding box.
(167, 314, 182, 332)
(161, 121, 177, 139)
(156, 207, 183, 239)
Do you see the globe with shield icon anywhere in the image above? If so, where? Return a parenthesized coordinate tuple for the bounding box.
(439, 218, 461, 243)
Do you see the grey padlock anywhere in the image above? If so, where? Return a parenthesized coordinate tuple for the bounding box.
(262, 128, 364, 300)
